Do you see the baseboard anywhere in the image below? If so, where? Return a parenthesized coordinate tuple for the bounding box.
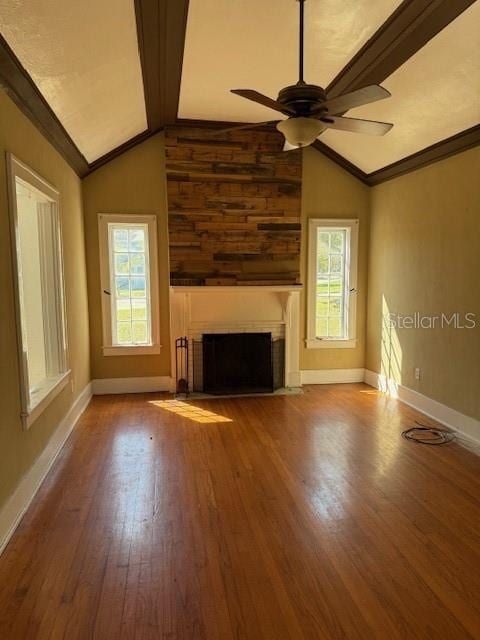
(301, 368, 365, 384)
(92, 376, 175, 395)
(364, 370, 480, 454)
(0, 382, 92, 556)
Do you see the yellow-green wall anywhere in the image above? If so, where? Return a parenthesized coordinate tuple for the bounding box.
(300, 147, 370, 371)
(366, 147, 480, 420)
(82, 133, 171, 379)
(3, 87, 477, 518)
(0, 91, 90, 509)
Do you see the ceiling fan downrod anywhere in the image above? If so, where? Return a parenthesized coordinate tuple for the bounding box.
(226, 0, 393, 144)
(298, 0, 305, 84)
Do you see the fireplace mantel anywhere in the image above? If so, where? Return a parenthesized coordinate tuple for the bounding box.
(170, 285, 303, 293)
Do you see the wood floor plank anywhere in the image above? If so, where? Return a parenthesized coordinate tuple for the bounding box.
(0, 384, 479, 639)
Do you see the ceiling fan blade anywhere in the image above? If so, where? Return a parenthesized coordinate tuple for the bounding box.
(314, 85, 391, 116)
(211, 120, 280, 136)
(283, 141, 300, 151)
(231, 89, 295, 115)
(320, 115, 393, 136)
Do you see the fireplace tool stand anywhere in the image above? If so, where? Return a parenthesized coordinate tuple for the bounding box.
(175, 336, 189, 396)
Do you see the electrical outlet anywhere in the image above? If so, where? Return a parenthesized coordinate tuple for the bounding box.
(415, 367, 421, 380)
(70, 377, 75, 392)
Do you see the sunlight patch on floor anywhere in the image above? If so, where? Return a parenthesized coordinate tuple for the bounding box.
(149, 400, 233, 424)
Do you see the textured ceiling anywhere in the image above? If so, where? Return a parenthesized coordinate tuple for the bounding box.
(178, 0, 402, 122)
(179, 0, 479, 174)
(0, 0, 147, 162)
(322, 1, 480, 173)
(1, 0, 478, 173)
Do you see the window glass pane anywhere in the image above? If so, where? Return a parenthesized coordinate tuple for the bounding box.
(129, 229, 145, 252)
(116, 299, 131, 322)
(318, 231, 330, 253)
(328, 317, 342, 337)
(132, 321, 148, 343)
(11, 169, 67, 415)
(131, 277, 146, 298)
(330, 232, 344, 253)
(117, 322, 132, 344)
(108, 223, 152, 347)
(329, 278, 343, 295)
(317, 254, 328, 274)
(316, 297, 329, 317)
(317, 277, 329, 295)
(330, 254, 342, 274)
(115, 253, 129, 275)
(132, 299, 147, 320)
(115, 276, 130, 297)
(130, 253, 145, 275)
(114, 228, 128, 252)
(329, 298, 342, 316)
(315, 227, 348, 340)
(316, 317, 328, 337)
(16, 186, 48, 390)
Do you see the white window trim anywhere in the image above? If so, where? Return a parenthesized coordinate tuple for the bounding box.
(6, 153, 70, 429)
(98, 213, 161, 356)
(306, 218, 359, 349)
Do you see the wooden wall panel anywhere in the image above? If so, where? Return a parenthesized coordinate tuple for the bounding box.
(165, 126, 302, 285)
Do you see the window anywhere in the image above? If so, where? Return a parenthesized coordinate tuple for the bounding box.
(7, 154, 69, 428)
(98, 214, 160, 355)
(306, 218, 358, 349)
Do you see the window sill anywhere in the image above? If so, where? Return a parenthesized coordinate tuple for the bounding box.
(23, 370, 71, 430)
(305, 338, 357, 350)
(102, 344, 162, 356)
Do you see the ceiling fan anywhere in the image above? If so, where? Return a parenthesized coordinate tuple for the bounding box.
(217, 0, 393, 150)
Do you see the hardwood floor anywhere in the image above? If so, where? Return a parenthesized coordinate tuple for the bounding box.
(0, 384, 479, 639)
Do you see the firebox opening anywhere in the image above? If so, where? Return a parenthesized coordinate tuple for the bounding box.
(202, 333, 275, 395)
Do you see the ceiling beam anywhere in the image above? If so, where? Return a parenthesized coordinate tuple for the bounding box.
(135, 0, 190, 131)
(0, 34, 89, 177)
(313, 0, 479, 184)
(326, 0, 476, 98)
(366, 125, 480, 185)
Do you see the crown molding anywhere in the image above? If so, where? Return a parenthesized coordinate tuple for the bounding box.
(81, 119, 480, 186)
(86, 129, 161, 176)
(311, 140, 369, 184)
(365, 124, 480, 185)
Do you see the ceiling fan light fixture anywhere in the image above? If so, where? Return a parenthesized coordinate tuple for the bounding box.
(277, 117, 325, 147)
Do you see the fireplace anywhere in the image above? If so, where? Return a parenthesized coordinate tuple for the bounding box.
(169, 285, 302, 392)
(202, 333, 274, 395)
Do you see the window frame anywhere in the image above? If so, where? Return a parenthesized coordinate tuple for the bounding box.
(306, 218, 359, 349)
(98, 213, 161, 356)
(6, 153, 70, 430)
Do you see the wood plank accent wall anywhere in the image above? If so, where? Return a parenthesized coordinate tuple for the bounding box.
(165, 126, 302, 285)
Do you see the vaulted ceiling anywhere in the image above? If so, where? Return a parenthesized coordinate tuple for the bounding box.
(178, 0, 402, 122)
(0, 0, 478, 182)
(0, 0, 147, 163)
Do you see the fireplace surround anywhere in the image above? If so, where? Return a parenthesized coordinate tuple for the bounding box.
(170, 285, 302, 393)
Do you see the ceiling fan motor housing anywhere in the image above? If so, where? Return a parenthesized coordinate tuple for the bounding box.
(277, 83, 327, 115)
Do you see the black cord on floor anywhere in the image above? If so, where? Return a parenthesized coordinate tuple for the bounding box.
(401, 421, 455, 445)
